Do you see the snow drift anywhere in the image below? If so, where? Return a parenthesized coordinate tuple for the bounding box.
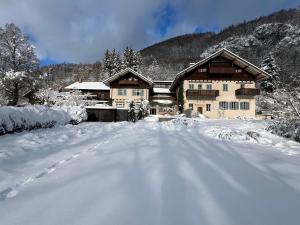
(0, 105, 87, 135)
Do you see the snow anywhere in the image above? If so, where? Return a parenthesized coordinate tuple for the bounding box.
(153, 99, 173, 104)
(0, 105, 87, 135)
(0, 118, 300, 225)
(65, 82, 110, 91)
(85, 104, 115, 109)
(153, 87, 171, 94)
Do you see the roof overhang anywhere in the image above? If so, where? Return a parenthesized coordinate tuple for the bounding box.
(170, 48, 271, 91)
(103, 68, 153, 86)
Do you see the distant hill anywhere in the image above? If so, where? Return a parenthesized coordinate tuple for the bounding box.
(42, 7, 300, 86)
(140, 8, 300, 80)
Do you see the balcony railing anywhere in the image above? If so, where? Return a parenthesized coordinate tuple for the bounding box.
(118, 80, 139, 85)
(235, 88, 260, 96)
(209, 67, 236, 74)
(186, 90, 219, 98)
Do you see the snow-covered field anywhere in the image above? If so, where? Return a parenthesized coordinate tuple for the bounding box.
(1, 119, 300, 225)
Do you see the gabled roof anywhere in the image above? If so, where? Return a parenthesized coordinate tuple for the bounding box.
(103, 68, 153, 85)
(170, 48, 271, 91)
(65, 82, 110, 91)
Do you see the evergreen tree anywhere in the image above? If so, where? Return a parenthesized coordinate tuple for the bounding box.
(0, 23, 38, 105)
(260, 54, 280, 93)
(103, 49, 113, 76)
(128, 100, 136, 122)
(110, 49, 122, 75)
(121, 46, 142, 71)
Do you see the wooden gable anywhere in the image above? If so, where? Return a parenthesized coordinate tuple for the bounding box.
(184, 56, 256, 82)
(110, 72, 151, 89)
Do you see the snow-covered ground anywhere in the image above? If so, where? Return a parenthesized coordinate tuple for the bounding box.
(1, 119, 300, 225)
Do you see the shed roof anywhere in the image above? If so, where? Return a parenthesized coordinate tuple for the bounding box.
(65, 82, 110, 91)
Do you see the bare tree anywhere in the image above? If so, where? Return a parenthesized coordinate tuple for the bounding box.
(0, 23, 38, 105)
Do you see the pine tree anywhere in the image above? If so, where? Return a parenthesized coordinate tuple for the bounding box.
(260, 54, 280, 93)
(0, 23, 38, 105)
(128, 100, 136, 122)
(103, 49, 112, 76)
(110, 49, 122, 75)
(121, 46, 142, 71)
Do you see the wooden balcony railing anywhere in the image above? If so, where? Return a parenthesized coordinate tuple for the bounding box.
(235, 88, 260, 96)
(186, 90, 219, 98)
(118, 80, 139, 85)
(209, 67, 236, 74)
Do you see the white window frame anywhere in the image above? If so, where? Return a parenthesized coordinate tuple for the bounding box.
(189, 84, 194, 90)
(132, 89, 144, 96)
(206, 104, 211, 111)
(240, 102, 250, 110)
(219, 101, 228, 110)
(229, 102, 239, 110)
(223, 83, 228, 91)
(118, 89, 127, 96)
(116, 103, 125, 108)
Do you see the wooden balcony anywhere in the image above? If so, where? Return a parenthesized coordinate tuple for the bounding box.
(118, 80, 139, 85)
(235, 88, 260, 96)
(209, 67, 236, 74)
(186, 90, 219, 98)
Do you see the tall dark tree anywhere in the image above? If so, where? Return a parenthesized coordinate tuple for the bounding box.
(0, 23, 38, 105)
(177, 81, 184, 113)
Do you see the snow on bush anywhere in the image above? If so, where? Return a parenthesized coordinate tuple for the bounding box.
(0, 105, 87, 135)
(56, 106, 87, 123)
(267, 119, 300, 142)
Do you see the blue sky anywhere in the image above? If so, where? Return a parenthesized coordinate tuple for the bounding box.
(0, 0, 299, 65)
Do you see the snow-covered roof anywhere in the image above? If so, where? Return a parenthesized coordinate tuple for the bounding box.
(153, 100, 173, 105)
(153, 80, 173, 83)
(65, 82, 110, 91)
(85, 104, 115, 109)
(103, 68, 153, 85)
(153, 88, 171, 94)
(170, 48, 271, 91)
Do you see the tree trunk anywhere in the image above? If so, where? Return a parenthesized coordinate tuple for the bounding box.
(8, 83, 19, 106)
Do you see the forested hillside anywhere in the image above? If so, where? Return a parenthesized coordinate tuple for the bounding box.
(42, 8, 300, 85)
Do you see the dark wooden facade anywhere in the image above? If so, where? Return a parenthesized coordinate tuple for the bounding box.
(109, 72, 151, 89)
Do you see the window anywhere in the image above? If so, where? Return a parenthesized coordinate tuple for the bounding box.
(189, 104, 193, 110)
(198, 84, 202, 90)
(219, 101, 228, 110)
(206, 104, 211, 111)
(116, 103, 125, 108)
(118, 89, 127, 96)
(236, 69, 242, 73)
(132, 89, 144, 96)
(189, 84, 194, 90)
(223, 83, 228, 91)
(198, 68, 207, 72)
(241, 83, 245, 89)
(229, 102, 239, 110)
(207, 84, 212, 90)
(240, 102, 250, 110)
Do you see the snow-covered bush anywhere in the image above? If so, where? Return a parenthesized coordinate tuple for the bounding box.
(127, 99, 150, 122)
(56, 106, 87, 124)
(267, 119, 300, 142)
(0, 106, 70, 135)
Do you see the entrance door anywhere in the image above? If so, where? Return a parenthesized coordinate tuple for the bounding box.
(197, 107, 203, 114)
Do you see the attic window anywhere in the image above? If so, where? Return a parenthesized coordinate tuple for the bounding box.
(236, 69, 242, 73)
(198, 68, 207, 72)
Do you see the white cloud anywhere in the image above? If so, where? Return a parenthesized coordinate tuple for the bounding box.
(0, 0, 298, 63)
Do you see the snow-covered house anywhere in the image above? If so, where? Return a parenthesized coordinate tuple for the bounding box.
(170, 48, 270, 119)
(65, 81, 110, 102)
